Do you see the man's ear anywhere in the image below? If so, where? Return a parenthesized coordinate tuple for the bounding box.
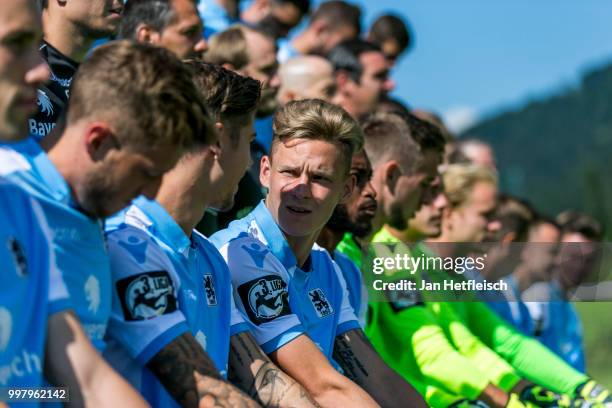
(340, 173, 356, 204)
(135, 23, 161, 45)
(383, 160, 401, 195)
(84, 122, 118, 162)
(335, 70, 350, 91)
(260, 155, 272, 188)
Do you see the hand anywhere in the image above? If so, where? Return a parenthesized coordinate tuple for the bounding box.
(574, 380, 611, 406)
(519, 385, 571, 408)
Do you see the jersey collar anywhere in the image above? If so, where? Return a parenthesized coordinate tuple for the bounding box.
(251, 200, 299, 271)
(133, 196, 191, 254)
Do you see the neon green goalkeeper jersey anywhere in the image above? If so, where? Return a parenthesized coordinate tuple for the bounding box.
(346, 227, 587, 406)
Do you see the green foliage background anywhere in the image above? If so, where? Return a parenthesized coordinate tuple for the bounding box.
(462, 64, 612, 383)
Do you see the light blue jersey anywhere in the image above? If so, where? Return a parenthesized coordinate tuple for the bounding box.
(523, 281, 585, 372)
(0, 180, 69, 400)
(197, 0, 239, 38)
(0, 139, 111, 350)
(211, 201, 360, 361)
(104, 196, 249, 407)
(333, 250, 367, 328)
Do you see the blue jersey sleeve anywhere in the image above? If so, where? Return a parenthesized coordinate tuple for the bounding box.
(105, 225, 190, 365)
(217, 235, 305, 354)
(330, 257, 361, 336)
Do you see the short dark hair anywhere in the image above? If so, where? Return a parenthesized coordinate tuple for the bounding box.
(557, 211, 604, 241)
(68, 41, 211, 150)
(119, 0, 194, 39)
(328, 39, 381, 83)
(311, 1, 361, 34)
(369, 14, 411, 54)
(362, 112, 445, 173)
(184, 61, 261, 145)
(493, 194, 536, 242)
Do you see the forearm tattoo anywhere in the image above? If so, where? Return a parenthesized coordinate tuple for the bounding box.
(229, 333, 320, 408)
(332, 331, 370, 385)
(148, 333, 260, 408)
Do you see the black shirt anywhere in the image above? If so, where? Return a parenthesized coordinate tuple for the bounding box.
(29, 41, 79, 141)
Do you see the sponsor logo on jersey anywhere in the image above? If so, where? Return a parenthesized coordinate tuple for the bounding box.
(0, 349, 42, 386)
(7, 237, 27, 277)
(238, 275, 291, 325)
(203, 274, 217, 306)
(36, 89, 54, 117)
(308, 288, 334, 318)
(85, 275, 101, 314)
(117, 271, 177, 321)
(0, 307, 12, 352)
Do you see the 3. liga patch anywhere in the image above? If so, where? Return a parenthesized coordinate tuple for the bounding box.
(117, 271, 177, 321)
(203, 274, 217, 306)
(238, 275, 291, 325)
(308, 288, 334, 318)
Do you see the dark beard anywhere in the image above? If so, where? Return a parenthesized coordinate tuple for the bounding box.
(327, 204, 372, 238)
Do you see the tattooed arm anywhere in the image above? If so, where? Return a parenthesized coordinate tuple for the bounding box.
(147, 332, 261, 408)
(333, 329, 427, 408)
(44, 311, 149, 408)
(270, 334, 379, 408)
(228, 331, 320, 408)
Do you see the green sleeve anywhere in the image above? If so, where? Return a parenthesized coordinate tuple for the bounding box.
(464, 301, 588, 394)
(368, 302, 491, 400)
(432, 302, 522, 392)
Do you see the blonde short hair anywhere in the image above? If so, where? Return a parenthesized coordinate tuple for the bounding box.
(443, 163, 497, 208)
(203, 24, 250, 70)
(271, 99, 363, 174)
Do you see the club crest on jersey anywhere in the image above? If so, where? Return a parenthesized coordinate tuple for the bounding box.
(238, 275, 291, 325)
(308, 288, 334, 318)
(203, 274, 217, 306)
(37, 89, 54, 117)
(7, 237, 27, 277)
(117, 271, 177, 321)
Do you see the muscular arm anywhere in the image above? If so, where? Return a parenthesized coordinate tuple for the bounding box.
(44, 311, 149, 408)
(147, 332, 261, 408)
(332, 329, 428, 408)
(270, 334, 379, 408)
(228, 332, 319, 408)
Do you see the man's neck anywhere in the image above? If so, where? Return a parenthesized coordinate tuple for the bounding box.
(316, 226, 343, 257)
(46, 133, 83, 209)
(427, 232, 457, 258)
(156, 180, 210, 238)
(285, 231, 319, 268)
(42, 13, 94, 63)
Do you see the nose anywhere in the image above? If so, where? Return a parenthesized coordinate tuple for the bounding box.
(383, 77, 395, 93)
(364, 180, 377, 199)
(487, 219, 502, 234)
(433, 192, 448, 210)
(25, 50, 50, 87)
(269, 71, 281, 89)
(194, 37, 207, 54)
(289, 173, 312, 200)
